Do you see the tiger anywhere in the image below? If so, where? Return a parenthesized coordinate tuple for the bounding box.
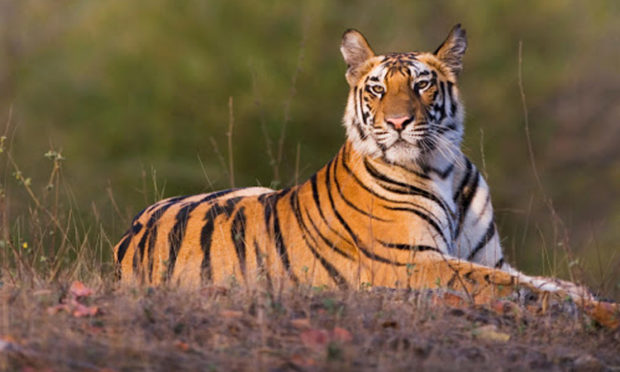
(114, 25, 618, 327)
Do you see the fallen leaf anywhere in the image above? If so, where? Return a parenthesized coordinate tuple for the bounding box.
(473, 324, 510, 342)
(289, 354, 317, 367)
(69, 281, 93, 298)
(584, 301, 620, 330)
(290, 317, 311, 330)
(174, 340, 191, 352)
(300, 327, 352, 349)
(72, 303, 100, 317)
(433, 292, 467, 308)
(220, 310, 243, 319)
(300, 329, 330, 349)
(331, 327, 352, 343)
(490, 300, 520, 316)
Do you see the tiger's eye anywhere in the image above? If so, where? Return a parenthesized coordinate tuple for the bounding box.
(416, 80, 430, 90)
(370, 85, 385, 95)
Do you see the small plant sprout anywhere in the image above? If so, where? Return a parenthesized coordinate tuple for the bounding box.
(13, 171, 31, 187)
(43, 150, 65, 162)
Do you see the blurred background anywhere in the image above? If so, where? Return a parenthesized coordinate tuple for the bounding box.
(1, 0, 618, 297)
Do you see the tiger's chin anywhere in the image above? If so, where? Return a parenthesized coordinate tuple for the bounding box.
(381, 140, 425, 166)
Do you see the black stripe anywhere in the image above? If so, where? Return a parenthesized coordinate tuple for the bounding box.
(310, 161, 356, 247)
(116, 234, 131, 265)
(447, 81, 456, 116)
(325, 153, 407, 267)
(199, 215, 215, 282)
(116, 220, 142, 264)
(135, 201, 177, 280)
(431, 81, 445, 122)
(310, 174, 328, 222)
(341, 146, 447, 219)
(260, 190, 299, 283)
(423, 163, 454, 179)
(303, 206, 355, 260)
(132, 222, 144, 234)
(231, 206, 247, 278)
(199, 197, 244, 283)
(354, 119, 366, 140)
(456, 170, 480, 237)
(332, 155, 390, 222)
(353, 86, 366, 139)
(166, 202, 201, 281)
(289, 190, 349, 289)
(201, 188, 241, 203)
(342, 149, 413, 203)
(144, 195, 187, 214)
(358, 86, 369, 124)
(165, 194, 230, 282)
(363, 159, 449, 212)
(289, 189, 317, 247)
(393, 162, 431, 180)
(377, 240, 441, 253)
(494, 258, 505, 269)
(467, 221, 496, 261)
(453, 158, 472, 201)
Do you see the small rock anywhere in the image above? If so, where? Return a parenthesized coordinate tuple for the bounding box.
(573, 354, 603, 372)
(473, 324, 510, 342)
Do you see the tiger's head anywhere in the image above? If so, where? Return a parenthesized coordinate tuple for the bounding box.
(340, 25, 467, 167)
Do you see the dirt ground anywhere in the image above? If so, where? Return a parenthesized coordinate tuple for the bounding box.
(1, 283, 619, 371)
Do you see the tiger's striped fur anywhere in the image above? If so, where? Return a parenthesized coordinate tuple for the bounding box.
(113, 26, 618, 322)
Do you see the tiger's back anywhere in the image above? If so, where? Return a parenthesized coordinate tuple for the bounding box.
(115, 141, 503, 295)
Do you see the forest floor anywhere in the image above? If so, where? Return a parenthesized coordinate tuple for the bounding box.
(1, 281, 619, 371)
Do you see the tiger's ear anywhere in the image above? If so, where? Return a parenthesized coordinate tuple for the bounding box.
(341, 29, 375, 85)
(434, 24, 467, 76)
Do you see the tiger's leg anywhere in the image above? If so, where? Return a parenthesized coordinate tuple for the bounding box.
(364, 251, 619, 328)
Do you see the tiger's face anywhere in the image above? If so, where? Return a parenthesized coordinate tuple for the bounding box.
(341, 25, 467, 167)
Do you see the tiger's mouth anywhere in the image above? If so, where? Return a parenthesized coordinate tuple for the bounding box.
(378, 121, 435, 149)
(387, 136, 435, 152)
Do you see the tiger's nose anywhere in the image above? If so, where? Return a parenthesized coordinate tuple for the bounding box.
(385, 115, 414, 131)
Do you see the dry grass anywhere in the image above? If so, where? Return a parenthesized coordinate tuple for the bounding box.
(1, 282, 619, 371)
